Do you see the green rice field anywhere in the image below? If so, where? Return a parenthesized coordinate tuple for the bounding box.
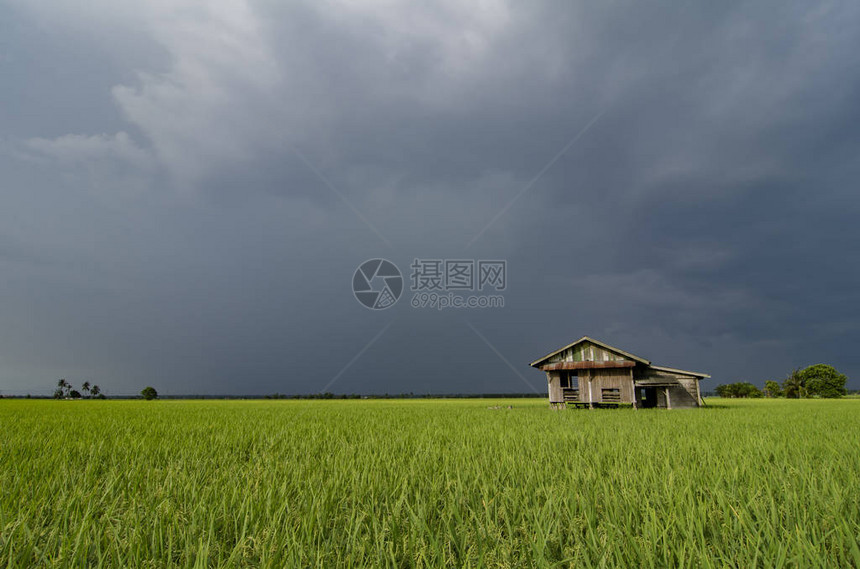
(1, 398, 859, 567)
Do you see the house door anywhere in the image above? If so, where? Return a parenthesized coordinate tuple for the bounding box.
(639, 387, 657, 408)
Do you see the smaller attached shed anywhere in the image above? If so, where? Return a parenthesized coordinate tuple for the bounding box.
(530, 337, 709, 409)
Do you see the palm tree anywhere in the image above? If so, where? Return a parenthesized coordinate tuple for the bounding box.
(82, 381, 91, 397)
(90, 385, 101, 398)
(783, 368, 805, 399)
(57, 379, 70, 398)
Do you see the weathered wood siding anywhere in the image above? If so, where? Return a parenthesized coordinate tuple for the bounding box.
(637, 369, 701, 408)
(674, 378, 701, 407)
(668, 385, 697, 408)
(587, 368, 635, 403)
(545, 341, 632, 365)
(547, 371, 563, 403)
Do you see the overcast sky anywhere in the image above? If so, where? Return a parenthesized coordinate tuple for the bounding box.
(2, 0, 859, 396)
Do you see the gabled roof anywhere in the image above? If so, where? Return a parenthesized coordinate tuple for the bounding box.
(529, 336, 651, 368)
(649, 365, 711, 379)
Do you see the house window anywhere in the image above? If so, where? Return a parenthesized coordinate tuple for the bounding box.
(560, 373, 578, 389)
(602, 388, 621, 402)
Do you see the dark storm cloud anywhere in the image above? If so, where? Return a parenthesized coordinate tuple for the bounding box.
(2, 0, 860, 395)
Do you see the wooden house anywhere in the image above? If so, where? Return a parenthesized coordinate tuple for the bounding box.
(530, 337, 709, 408)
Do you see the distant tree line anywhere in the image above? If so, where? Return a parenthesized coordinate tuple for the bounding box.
(47, 381, 162, 400)
(714, 364, 848, 399)
(53, 379, 104, 399)
(714, 382, 763, 398)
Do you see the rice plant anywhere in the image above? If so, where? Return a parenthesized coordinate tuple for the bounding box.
(1, 398, 858, 567)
